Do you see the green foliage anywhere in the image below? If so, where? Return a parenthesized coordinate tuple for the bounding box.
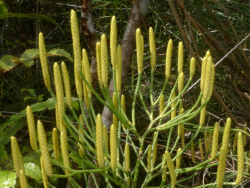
(0, 171, 16, 188)
(0, 96, 79, 147)
(0, 48, 72, 74)
(0, 13, 59, 27)
(0, 0, 7, 14)
(24, 162, 42, 181)
(0, 145, 8, 164)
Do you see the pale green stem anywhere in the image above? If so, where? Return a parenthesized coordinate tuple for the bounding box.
(132, 73, 142, 126)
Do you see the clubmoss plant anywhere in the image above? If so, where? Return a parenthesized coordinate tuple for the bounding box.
(10, 10, 247, 188)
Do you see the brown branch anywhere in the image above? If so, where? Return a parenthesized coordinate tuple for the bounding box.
(102, 0, 150, 129)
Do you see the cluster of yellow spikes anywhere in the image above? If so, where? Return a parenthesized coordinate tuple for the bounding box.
(9, 9, 248, 188)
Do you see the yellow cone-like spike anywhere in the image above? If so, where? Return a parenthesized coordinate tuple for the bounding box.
(199, 98, 206, 127)
(26, 106, 38, 151)
(78, 115, 85, 158)
(53, 63, 65, 128)
(178, 42, 184, 74)
(136, 29, 143, 74)
(178, 72, 184, 94)
(206, 50, 211, 58)
(96, 114, 104, 167)
(171, 91, 176, 119)
(176, 148, 182, 169)
(103, 125, 109, 153)
(125, 143, 130, 171)
(113, 92, 118, 129)
(222, 117, 231, 152)
(162, 154, 167, 181)
(203, 56, 212, 101)
(55, 104, 60, 131)
(110, 16, 117, 67)
(141, 35, 144, 63)
(149, 27, 156, 70)
(82, 49, 91, 108)
(37, 120, 53, 176)
(121, 94, 126, 129)
(165, 150, 176, 186)
(147, 145, 152, 172)
(60, 131, 70, 174)
(125, 143, 130, 186)
(159, 95, 165, 115)
(165, 39, 173, 81)
(52, 128, 60, 161)
(96, 42, 103, 87)
(208, 63, 215, 100)
(101, 34, 109, 87)
(11, 136, 24, 178)
(110, 124, 117, 172)
(116, 45, 122, 93)
(211, 122, 219, 160)
(39, 32, 51, 91)
(152, 132, 158, 165)
(71, 9, 82, 99)
(40, 157, 49, 188)
(82, 49, 92, 94)
(216, 147, 227, 188)
(190, 57, 196, 79)
(234, 132, 244, 185)
(19, 170, 28, 188)
(61, 62, 72, 108)
(200, 57, 207, 91)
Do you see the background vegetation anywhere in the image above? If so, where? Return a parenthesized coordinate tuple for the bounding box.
(0, 0, 250, 187)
